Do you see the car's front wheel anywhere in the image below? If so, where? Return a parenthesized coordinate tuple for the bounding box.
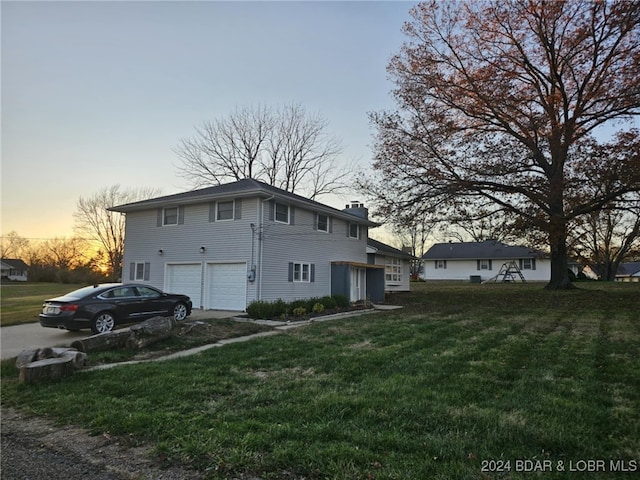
(173, 302, 188, 321)
(92, 312, 116, 334)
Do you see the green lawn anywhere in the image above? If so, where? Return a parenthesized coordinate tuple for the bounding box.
(0, 283, 84, 327)
(2, 282, 639, 479)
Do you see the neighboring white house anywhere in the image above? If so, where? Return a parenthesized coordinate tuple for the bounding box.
(367, 238, 414, 293)
(420, 240, 551, 282)
(110, 179, 383, 310)
(1, 258, 29, 281)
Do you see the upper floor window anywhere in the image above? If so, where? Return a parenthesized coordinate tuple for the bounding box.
(217, 201, 234, 221)
(163, 207, 178, 226)
(317, 214, 329, 232)
(349, 223, 360, 239)
(275, 203, 290, 224)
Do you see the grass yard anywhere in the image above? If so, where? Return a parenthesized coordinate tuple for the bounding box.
(0, 283, 84, 327)
(2, 282, 639, 479)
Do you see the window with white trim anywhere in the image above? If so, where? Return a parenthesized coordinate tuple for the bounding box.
(289, 262, 313, 283)
(217, 201, 234, 221)
(275, 203, 289, 224)
(479, 259, 491, 270)
(349, 223, 360, 239)
(522, 258, 533, 269)
(435, 260, 447, 269)
(163, 207, 178, 225)
(385, 258, 402, 283)
(135, 262, 148, 281)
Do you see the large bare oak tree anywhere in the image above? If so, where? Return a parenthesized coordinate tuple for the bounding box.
(174, 103, 349, 200)
(363, 0, 640, 289)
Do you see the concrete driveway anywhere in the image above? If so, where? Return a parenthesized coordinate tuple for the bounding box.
(0, 309, 241, 360)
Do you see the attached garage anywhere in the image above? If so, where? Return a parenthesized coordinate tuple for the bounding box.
(206, 262, 247, 311)
(165, 263, 202, 308)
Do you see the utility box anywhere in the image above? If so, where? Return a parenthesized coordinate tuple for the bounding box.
(469, 275, 482, 284)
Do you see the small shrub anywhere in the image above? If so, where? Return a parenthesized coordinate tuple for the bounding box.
(292, 307, 307, 317)
(246, 300, 273, 319)
(320, 296, 337, 309)
(312, 303, 325, 314)
(332, 294, 349, 308)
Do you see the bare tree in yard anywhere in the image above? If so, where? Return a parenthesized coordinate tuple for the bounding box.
(0, 231, 30, 259)
(391, 210, 435, 279)
(175, 103, 349, 200)
(74, 185, 161, 280)
(362, 0, 640, 290)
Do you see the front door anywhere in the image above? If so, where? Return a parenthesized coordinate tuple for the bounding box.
(350, 267, 366, 302)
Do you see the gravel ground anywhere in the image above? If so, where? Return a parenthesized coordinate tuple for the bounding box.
(1, 407, 205, 480)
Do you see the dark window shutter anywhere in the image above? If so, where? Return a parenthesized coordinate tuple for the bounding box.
(532, 258, 536, 270)
(519, 259, 523, 269)
(313, 212, 318, 230)
(489, 260, 493, 270)
(178, 206, 185, 225)
(290, 206, 295, 225)
(144, 262, 150, 281)
(209, 202, 216, 222)
(444, 260, 447, 269)
(477, 260, 481, 270)
(310, 264, 315, 282)
(269, 200, 275, 221)
(129, 263, 135, 280)
(288, 262, 294, 282)
(435, 260, 438, 269)
(156, 209, 162, 227)
(234, 199, 242, 220)
(347, 222, 350, 237)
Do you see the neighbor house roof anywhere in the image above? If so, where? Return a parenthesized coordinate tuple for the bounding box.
(367, 238, 416, 259)
(422, 240, 544, 260)
(0, 258, 29, 270)
(615, 262, 640, 277)
(110, 178, 378, 227)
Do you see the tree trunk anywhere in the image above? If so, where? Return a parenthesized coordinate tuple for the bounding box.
(126, 316, 175, 349)
(545, 215, 575, 290)
(19, 357, 75, 384)
(71, 330, 132, 353)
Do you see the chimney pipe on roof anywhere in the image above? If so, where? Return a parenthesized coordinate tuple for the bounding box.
(343, 201, 368, 219)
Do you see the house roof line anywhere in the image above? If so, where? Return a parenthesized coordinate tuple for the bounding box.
(109, 178, 379, 227)
(367, 238, 416, 259)
(421, 240, 546, 260)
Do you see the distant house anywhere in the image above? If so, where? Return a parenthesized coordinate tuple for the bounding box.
(1, 258, 29, 281)
(110, 179, 384, 310)
(367, 238, 415, 293)
(615, 262, 640, 282)
(420, 240, 550, 282)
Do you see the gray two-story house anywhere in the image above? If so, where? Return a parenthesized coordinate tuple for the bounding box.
(110, 179, 382, 310)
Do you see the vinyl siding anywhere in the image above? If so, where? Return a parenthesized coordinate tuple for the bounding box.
(258, 205, 369, 303)
(121, 194, 371, 307)
(371, 255, 411, 292)
(121, 198, 258, 305)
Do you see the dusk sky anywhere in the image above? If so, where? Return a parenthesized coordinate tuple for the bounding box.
(2, 1, 414, 240)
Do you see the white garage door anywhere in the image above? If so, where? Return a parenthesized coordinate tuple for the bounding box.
(166, 264, 202, 309)
(207, 263, 246, 310)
